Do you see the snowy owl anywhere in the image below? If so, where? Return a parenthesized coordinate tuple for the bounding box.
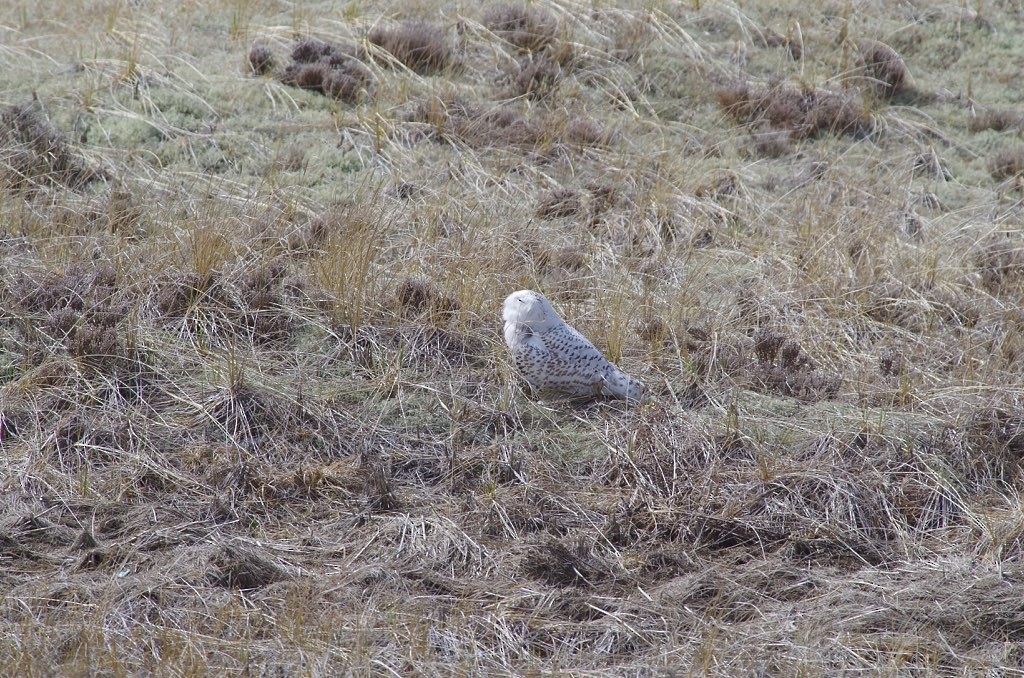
(502, 290, 644, 401)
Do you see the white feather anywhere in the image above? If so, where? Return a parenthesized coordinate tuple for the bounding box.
(501, 290, 644, 401)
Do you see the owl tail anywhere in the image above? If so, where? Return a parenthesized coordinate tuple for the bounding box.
(600, 366, 645, 401)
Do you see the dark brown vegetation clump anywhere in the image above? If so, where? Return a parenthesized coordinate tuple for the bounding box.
(974, 234, 1024, 292)
(716, 80, 871, 139)
(508, 54, 563, 100)
(403, 94, 611, 153)
(368, 22, 453, 75)
(12, 263, 132, 373)
(962, 407, 1024, 484)
(0, 104, 99, 190)
(989, 147, 1024, 181)
(746, 127, 793, 158)
(105, 188, 146, 235)
(404, 95, 543, 148)
(275, 38, 373, 103)
(565, 116, 613, 146)
(968, 108, 1023, 133)
(238, 263, 293, 345)
(395, 278, 459, 321)
(912, 147, 951, 180)
(750, 329, 842, 401)
(483, 3, 559, 53)
(291, 38, 337, 64)
(524, 539, 618, 587)
(856, 39, 908, 98)
(210, 544, 290, 589)
(247, 44, 274, 75)
(535, 188, 582, 219)
(153, 263, 293, 346)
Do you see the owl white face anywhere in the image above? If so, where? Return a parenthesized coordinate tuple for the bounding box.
(502, 290, 562, 349)
(502, 290, 559, 330)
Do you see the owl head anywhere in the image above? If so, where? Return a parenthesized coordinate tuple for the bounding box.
(502, 290, 560, 341)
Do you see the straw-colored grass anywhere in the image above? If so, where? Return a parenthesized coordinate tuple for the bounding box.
(2, 0, 1024, 674)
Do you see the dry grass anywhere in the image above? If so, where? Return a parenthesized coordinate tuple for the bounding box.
(3, 0, 1024, 675)
(483, 4, 560, 54)
(368, 21, 454, 75)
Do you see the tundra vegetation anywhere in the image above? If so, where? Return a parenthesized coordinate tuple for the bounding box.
(2, 0, 1024, 674)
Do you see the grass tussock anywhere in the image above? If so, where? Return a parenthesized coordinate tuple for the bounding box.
(508, 53, 563, 100)
(401, 94, 608, 152)
(856, 39, 909, 98)
(368, 22, 454, 75)
(3, 0, 1024, 675)
(246, 44, 274, 75)
(989, 147, 1024, 181)
(276, 38, 373, 102)
(968, 108, 1023, 133)
(1, 104, 100, 190)
(483, 4, 559, 53)
(716, 79, 871, 139)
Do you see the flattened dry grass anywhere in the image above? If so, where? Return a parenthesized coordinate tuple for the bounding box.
(2, 0, 1024, 675)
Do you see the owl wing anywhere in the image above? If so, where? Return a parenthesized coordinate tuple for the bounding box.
(535, 323, 616, 392)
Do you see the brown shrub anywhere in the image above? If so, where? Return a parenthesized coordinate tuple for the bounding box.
(278, 63, 302, 87)
(291, 38, 337, 64)
(106, 189, 145, 235)
(18, 263, 117, 315)
(960, 408, 1024, 485)
(523, 539, 617, 587)
(386, 181, 418, 199)
(247, 44, 274, 75)
(13, 263, 134, 372)
(239, 263, 292, 345)
(535, 188, 582, 219)
(323, 71, 365, 103)
(611, 18, 652, 62)
(396, 278, 433, 315)
(395, 278, 459, 321)
(717, 80, 870, 139)
(0, 104, 99, 190)
(155, 273, 203, 318)
(68, 323, 121, 364)
(878, 348, 904, 377)
(565, 116, 613, 146)
(750, 330, 840, 401)
(857, 40, 908, 97)
(368, 22, 453, 74)
(275, 39, 373, 102)
(405, 95, 546, 148)
(974, 235, 1024, 292)
(799, 88, 871, 138)
(749, 128, 792, 158)
(989, 148, 1024, 180)
(483, 4, 559, 53)
(509, 54, 562, 100)
(636, 314, 671, 344)
(753, 330, 787, 365)
(210, 544, 290, 590)
(717, 80, 804, 130)
(534, 245, 587, 273)
(968, 108, 1023, 133)
(295, 63, 329, 91)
